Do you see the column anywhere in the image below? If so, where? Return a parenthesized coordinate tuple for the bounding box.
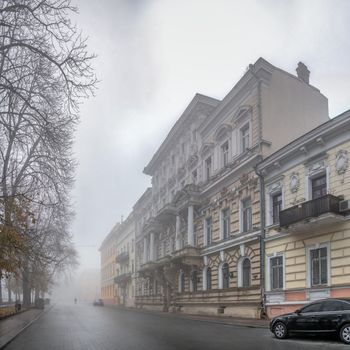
(175, 215, 181, 250)
(187, 205, 194, 246)
(150, 232, 155, 261)
(143, 237, 148, 263)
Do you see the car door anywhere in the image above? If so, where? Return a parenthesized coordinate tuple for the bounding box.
(319, 300, 344, 332)
(291, 302, 322, 332)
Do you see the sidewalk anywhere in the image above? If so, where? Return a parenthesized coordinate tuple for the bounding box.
(111, 305, 269, 329)
(0, 308, 45, 349)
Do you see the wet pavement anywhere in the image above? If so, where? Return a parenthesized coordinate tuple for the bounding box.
(4, 303, 347, 350)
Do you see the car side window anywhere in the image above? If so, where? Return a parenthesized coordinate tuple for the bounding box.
(341, 301, 350, 311)
(321, 300, 343, 311)
(301, 303, 322, 313)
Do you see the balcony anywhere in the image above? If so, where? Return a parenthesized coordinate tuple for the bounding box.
(115, 251, 129, 264)
(171, 246, 201, 266)
(279, 194, 345, 233)
(114, 272, 131, 284)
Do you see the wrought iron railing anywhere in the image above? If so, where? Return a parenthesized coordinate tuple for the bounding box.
(115, 251, 129, 264)
(279, 194, 342, 227)
(114, 272, 132, 284)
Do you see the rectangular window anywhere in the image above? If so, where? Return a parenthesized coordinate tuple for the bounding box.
(221, 141, 229, 167)
(221, 208, 230, 239)
(272, 193, 282, 224)
(241, 198, 252, 232)
(205, 157, 212, 180)
(270, 256, 283, 290)
(310, 247, 328, 286)
(311, 174, 327, 199)
(205, 217, 212, 245)
(240, 123, 250, 153)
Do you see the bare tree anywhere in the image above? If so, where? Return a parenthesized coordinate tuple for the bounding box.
(0, 0, 96, 305)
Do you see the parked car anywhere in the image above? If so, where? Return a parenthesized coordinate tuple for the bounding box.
(270, 298, 350, 344)
(93, 299, 104, 306)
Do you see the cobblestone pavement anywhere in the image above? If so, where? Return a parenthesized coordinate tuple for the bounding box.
(4, 303, 348, 350)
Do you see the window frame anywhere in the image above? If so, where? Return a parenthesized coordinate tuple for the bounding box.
(221, 262, 230, 289)
(271, 192, 282, 225)
(306, 243, 330, 288)
(242, 258, 251, 288)
(221, 140, 229, 167)
(240, 122, 250, 153)
(269, 255, 284, 291)
(220, 208, 230, 240)
(205, 156, 212, 181)
(311, 173, 327, 200)
(204, 216, 212, 246)
(306, 167, 329, 201)
(240, 197, 252, 233)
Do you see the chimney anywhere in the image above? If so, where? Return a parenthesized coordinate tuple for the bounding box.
(296, 62, 310, 84)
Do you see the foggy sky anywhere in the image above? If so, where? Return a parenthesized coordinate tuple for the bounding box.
(71, 0, 350, 274)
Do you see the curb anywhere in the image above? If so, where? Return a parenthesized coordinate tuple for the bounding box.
(0, 305, 53, 349)
(107, 304, 269, 329)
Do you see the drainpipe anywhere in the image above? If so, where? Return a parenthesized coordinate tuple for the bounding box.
(254, 160, 266, 318)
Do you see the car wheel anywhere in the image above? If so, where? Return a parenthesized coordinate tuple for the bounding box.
(340, 324, 350, 344)
(273, 322, 288, 339)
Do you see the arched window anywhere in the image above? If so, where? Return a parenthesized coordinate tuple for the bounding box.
(190, 270, 197, 292)
(178, 270, 185, 293)
(222, 263, 230, 289)
(242, 258, 251, 288)
(206, 267, 212, 290)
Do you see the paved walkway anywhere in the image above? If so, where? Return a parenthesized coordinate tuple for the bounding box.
(0, 308, 44, 349)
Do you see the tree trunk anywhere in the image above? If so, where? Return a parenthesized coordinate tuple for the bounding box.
(34, 288, 39, 303)
(22, 265, 31, 308)
(0, 271, 3, 304)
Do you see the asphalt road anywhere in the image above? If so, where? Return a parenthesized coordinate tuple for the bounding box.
(4, 303, 348, 350)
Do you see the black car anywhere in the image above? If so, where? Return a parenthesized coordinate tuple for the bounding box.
(270, 298, 350, 344)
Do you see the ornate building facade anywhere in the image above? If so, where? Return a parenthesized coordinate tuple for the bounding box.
(132, 58, 329, 317)
(99, 225, 117, 304)
(114, 214, 136, 307)
(257, 110, 350, 318)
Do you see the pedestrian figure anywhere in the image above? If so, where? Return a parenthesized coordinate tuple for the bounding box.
(74, 298, 77, 304)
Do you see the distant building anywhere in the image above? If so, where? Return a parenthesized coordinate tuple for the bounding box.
(257, 110, 350, 318)
(99, 225, 118, 304)
(115, 213, 136, 307)
(132, 58, 329, 317)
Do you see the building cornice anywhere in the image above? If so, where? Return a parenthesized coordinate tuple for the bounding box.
(200, 230, 260, 256)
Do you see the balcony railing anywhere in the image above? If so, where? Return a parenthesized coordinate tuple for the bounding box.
(114, 272, 132, 284)
(115, 251, 129, 264)
(279, 194, 342, 228)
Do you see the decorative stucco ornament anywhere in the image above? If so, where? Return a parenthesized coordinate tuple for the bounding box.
(289, 173, 300, 193)
(336, 150, 348, 174)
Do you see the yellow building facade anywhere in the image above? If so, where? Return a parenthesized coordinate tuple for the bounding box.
(258, 110, 350, 318)
(115, 214, 136, 307)
(99, 226, 117, 304)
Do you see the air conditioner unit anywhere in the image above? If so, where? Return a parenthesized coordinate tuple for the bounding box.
(339, 200, 350, 212)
